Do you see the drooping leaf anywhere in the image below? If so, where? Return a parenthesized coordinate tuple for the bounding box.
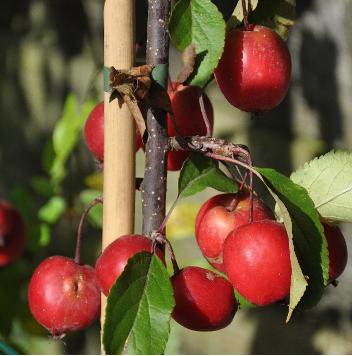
(178, 153, 238, 197)
(38, 196, 66, 224)
(50, 95, 95, 186)
(169, 0, 226, 88)
(258, 168, 328, 314)
(79, 189, 103, 227)
(291, 151, 352, 224)
(103, 252, 175, 355)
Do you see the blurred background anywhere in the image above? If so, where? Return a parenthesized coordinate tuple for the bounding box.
(1, 0, 352, 354)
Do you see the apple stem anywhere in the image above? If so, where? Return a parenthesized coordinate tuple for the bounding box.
(241, 0, 250, 31)
(74, 196, 103, 264)
(151, 231, 180, 274)
(197, 88, 212, 137)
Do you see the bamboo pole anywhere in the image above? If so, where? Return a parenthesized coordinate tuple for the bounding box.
(102, 0, 135, 339)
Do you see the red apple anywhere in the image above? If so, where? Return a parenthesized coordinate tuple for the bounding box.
(171, 266, 237, 331)
(167, 83, 214, 171)
(0, 201, 26, 267)
(195, 191, 273, 272)
(214, 25, 291, 112)
(223, 220, 291, 306)
(323, 223, 348, 282)
(95, 234, 164, 296)
(84, 102, 143, 162)
(28, 256, 100, 337)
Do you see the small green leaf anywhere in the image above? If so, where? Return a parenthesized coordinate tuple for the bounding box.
(258, 168, 328, 314)
(103, 252, 175, 355)
(178, 153, 238, 197)
(169, 0, 226, 88)
(291, 150, 352, 224)
(38, 196, 66, 224)
(79, 190, 103, 228)
(50, 95, 95, 186)
(39, 223, 51, 246)
(31, 176, 55, 197)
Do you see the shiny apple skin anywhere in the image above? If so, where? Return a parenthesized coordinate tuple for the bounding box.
(28, 256, 101, 337)
(84, 102, 143, 162)
(171, 266, 237, 331)
(167, 83, 214, 171)
(95, 234, 165, 296)
(195, 192, 273, 272)
(223, 220, 291, 306)
(214, 25, 291, 112)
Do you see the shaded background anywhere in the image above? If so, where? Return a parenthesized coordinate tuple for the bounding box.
(1, 0, 352, 354)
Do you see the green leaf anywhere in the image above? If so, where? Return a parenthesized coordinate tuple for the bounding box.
(39, 223, 51, 246)
(50, 95, 95, 186)
(169, 0, 193, 51)
(79, 189, 103, 227)
(38, 196, 66, 224)
(291, 151, 352, 224)
(103, 252, 175, 355)
(258, 168, 328, 315)
(169, 0, 226, 88)
(30, 176, 55, 197)
(178, 153, 238, 197)
(0, 340, 18, 355)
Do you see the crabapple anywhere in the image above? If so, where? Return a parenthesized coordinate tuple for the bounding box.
(0, 201, 26, 267)
(323, 223, 348, 282)
(214, 25, 291, 112)
(195, 191, 273, 272)
(171, 266, 237, 331)
(223, 220, 291, 306)
(167, 83, 214, 171)
(84, 101, 143, 162)
(95, 234, 164, 296)
(28, 256, 100, 337)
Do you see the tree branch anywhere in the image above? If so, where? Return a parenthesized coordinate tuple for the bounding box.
(141, 0, 171, 235)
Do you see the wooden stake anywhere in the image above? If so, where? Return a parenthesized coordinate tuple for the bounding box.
(101, 0, 135, 344)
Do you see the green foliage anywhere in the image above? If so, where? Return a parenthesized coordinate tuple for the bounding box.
(169, 0, 226, 88)
(103, 253, 175, 355)
(0, 340, 18, 355)
(258, 168, 329, 318)
(291, 151, 352, 224)
(38, 196, 66, 224)
(50, 94, 95, 186)
(178, 153, 238, 197)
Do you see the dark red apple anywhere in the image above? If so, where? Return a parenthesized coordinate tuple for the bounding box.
(95, 234, 164, 296)
(323, 223, 348, 282)
(28, 256, 100, 337)
(171, 266, 237, 331)
(214, 25, 291, 112)
(0, 201, 26, 267)
(195, 191, 273, 272)
(223, 220, 291, 306)
(84, 101, 143, 162)
(167, 83, 214, 171)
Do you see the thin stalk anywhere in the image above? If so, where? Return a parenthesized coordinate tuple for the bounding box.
(74, 197, 103, 264)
